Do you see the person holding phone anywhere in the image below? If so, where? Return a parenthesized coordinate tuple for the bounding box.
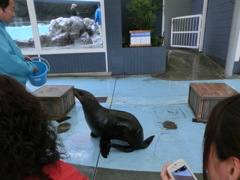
(0, 0, 38, 86)
(161, 94, 240, 180)
(165, 159, 197, 180)
(0, 74, 89, 180)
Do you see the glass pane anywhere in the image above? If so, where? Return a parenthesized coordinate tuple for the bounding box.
(34, 0, 103, 50)
(6, 0, 36, 51)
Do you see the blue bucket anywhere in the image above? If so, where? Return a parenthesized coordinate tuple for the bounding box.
(27, 57, 50, 87)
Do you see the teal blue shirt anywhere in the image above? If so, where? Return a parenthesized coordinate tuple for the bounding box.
(0, 22, 35, 85)
(94, 7, 101, 25)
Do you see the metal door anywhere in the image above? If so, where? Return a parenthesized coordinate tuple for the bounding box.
(171, 14, 202, 49)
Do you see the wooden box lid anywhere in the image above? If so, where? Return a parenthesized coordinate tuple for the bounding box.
(190, 83, 238, 98)
(32, 85, 74, 98)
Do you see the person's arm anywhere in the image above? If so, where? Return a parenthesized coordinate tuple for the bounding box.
(24, 56, 33, 61)
(0, 34, 36, 75)
(24, 56, 38, 73)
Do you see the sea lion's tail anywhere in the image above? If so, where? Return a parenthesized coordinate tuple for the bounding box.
(142, 135, 155, 149)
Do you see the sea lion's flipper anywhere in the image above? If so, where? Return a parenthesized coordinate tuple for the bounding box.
(110, 144, 134, 152)
(100, 137, 111, 158)
(90, 132, 98, 138)
(142, 135, 155, 149)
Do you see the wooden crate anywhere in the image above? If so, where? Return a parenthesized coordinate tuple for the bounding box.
(32, 85, 75, 120)
(188, 83, 238, 122)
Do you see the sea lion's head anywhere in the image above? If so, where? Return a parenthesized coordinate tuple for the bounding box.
(74, 88, 99, 110)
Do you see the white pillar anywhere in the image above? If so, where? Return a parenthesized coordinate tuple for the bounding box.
(25, 0, 41, 56)
(199, 0, 208, 52)
(162, 0, 165, 39)
(225, 0, 240, 77)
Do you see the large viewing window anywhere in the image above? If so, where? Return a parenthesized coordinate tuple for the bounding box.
(6, 0, 36, 50)
(7, 0, 104, 54)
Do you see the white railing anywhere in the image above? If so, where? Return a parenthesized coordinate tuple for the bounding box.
(171, 14, 202, 49)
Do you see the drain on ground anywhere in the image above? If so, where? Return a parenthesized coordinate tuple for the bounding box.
(162, 121, 177, 129)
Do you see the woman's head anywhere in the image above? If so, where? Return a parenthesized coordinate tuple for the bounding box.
(203, 94, 240, 180)
(0, 75, 62, 179)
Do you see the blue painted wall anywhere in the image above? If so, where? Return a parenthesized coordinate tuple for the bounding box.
(191, 0, 240, 72)
(38, 0, 166, 75)
(203, 0, 235, 66)
(40, 53, 106, 73)
(191, 0, 203, 14)
(105, 0, 166, 75)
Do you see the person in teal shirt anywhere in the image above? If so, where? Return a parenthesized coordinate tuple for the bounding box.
(0, 0, 38, 86)
(94, 4, 102, 35)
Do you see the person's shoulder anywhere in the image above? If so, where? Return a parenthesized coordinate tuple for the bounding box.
(56, 161, 89, 180)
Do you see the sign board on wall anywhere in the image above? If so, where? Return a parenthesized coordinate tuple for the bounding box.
(129, 30, 151, 47)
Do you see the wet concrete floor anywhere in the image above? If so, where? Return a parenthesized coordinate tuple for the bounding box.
(152, 48, 226, 81)
(27, 48, 240, 180)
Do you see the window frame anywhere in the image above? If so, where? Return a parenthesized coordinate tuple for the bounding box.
(23, 0, 106, 56)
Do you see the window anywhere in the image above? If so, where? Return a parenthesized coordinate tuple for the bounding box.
(6, 0, 36, 50)
(34, 0, 103, 50)
(7, 0, 104, 54)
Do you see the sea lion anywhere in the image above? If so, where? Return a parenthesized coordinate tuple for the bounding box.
(74, 88, 155, 158)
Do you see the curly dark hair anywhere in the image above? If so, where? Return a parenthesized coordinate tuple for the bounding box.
(0, 75, 63, 180)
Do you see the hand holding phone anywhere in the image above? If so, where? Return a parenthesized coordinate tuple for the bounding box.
(167, 159, 197, 180)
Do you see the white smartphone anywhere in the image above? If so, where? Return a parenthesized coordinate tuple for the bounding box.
(167, 159, 197, 180)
